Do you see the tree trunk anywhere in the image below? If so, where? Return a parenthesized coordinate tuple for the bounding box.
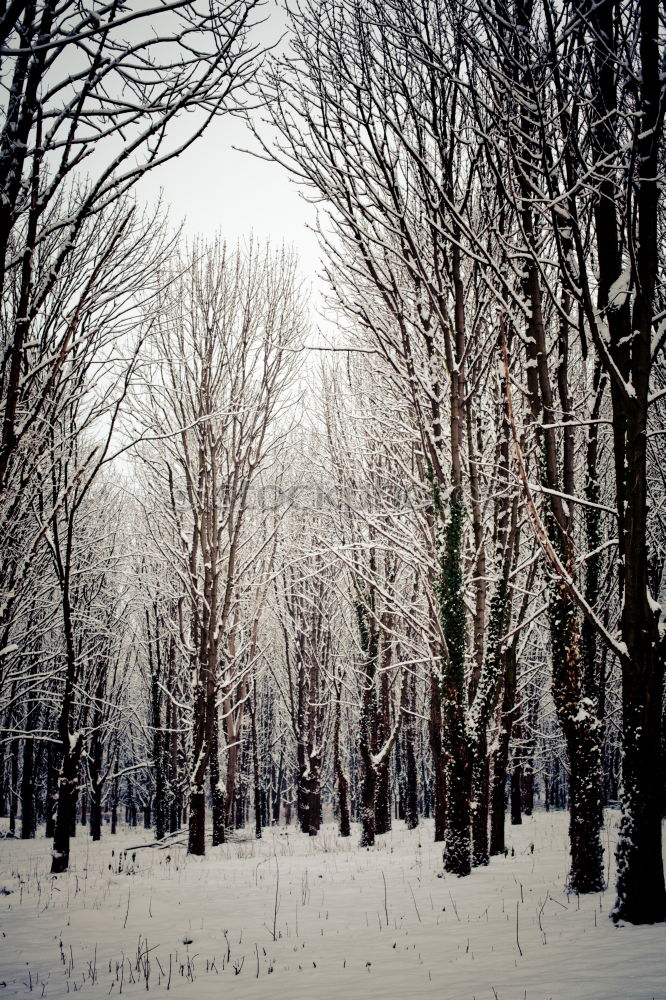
(250, 693, 262, 840)
(429, 669, 446, 842)
(297, 746, 310, 835)
(20, 700, 39, 840)
(188, 688, 211, 854)
(45, 744, 58, 838)
(550, 585, 605, 893)
(210, 712, 225, 846)
(234, 738, 249, 828)
(567, 724, 605, 892)
(0, 738, 6, 817)
(307, 753, 321, 837)
(359, 741, 376, 848)
(375, 671, 392, 835)
(510, 756, 522, 827)
(8, 736, 18, 835)
(20, 734, 35, 839)
(188, 787, 206, 856)
(403, 723, 419, 831)
(356, 597, 378, 848)
(471, 732, 489, 864)
(168, 703, 181, 833)
(333, 686, 351, 837)
(273, 751, 284, 826)
(612, 646, 665, 922)
(90, 781, 102, 842)
(110, 774, 119, 835)
(374, 759, 391, 833)
(225, 738, 240, 829)
(521, 752, 534, 816)
(490, 647, 517, 856)
(440, 493, 471, 876)
(152, 673, 167, 841)
(51, 740, 82, 874)
(610, 0, 665, 924)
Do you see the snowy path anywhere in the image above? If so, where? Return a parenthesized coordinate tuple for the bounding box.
(0, 812, 663, 1000)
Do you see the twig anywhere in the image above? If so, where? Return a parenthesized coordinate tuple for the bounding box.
(408, 882, 422, 923)
(272, 855, 280, 942)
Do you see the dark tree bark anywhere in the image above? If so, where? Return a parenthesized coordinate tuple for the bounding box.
(307, 752, 321, 837)
(20, 731, 35, 839)
(149, 618, 167, 841)
(210, 710, 225, 846)
(471, 739, 490, 858)
(45, 744, 58, 838)
(88, 672, 106, 843)
(272, 750, 284, 826)
(51, 528, 85, 873)
(225, 736, 240, 829)
(90, 775, 103, 843)
(358, 728, 376, 848)
(357, 597, 379, 848)
(297, 748, 310, 835)
(110, 774, 119, 836)
(490, 647, 518, 856)
(8, 735, 18, 836)
(429, 669, 446, 843)
(437, 490, 471, 876)
(402, 674, 419, 831)
(249, 687, 262, 840)
(333, 682, 351, 837)
(234, 737, 250, 828)
(188, 788, 206, 855)
(601, 0, 666, 924)
(510, 752, 522, 827)
(375, 669, 392, 835)
(0, 738, 6, 817)
(187, 620, 216, 855)
(521, 767, 534, 818)
(51, 735, 83, 872)
(168, 700, 182, 834)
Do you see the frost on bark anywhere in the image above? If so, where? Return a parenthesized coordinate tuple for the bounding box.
(603, 0, 666, 926)
(210, 713, 225, 847)
(436, 491, 471, 877)
(402, 672, 419, 831)
(490, 647, 518, 857)
(356, 597, 379, 848)
(375, 670, 392, 835)
(333, 681, 351, 838)
(429, 667, 446, 843)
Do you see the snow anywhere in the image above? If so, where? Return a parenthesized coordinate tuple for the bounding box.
(0, 811, 663, 1000)
(647, 586, 663, 627)
(606, 267, 631, 312)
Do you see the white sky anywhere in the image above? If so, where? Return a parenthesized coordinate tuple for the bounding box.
(139, 114, 321, 275)
(134, 5, 328, 326)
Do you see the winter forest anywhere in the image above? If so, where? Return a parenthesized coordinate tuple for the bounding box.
(0, 1, 664, 997)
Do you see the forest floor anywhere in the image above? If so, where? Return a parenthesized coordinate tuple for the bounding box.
(0, 810, 664, 1000)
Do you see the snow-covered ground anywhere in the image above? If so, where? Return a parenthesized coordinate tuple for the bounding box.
(0, 811, 663, 1000)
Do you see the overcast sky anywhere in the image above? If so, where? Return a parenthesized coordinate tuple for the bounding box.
(139, 114, 321, 272)
(135, 5, 327, 324)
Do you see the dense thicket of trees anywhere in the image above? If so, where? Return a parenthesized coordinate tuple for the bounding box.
(0, 0, 663, 929)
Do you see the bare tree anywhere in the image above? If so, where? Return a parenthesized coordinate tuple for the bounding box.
(132, 239, 301, 855)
